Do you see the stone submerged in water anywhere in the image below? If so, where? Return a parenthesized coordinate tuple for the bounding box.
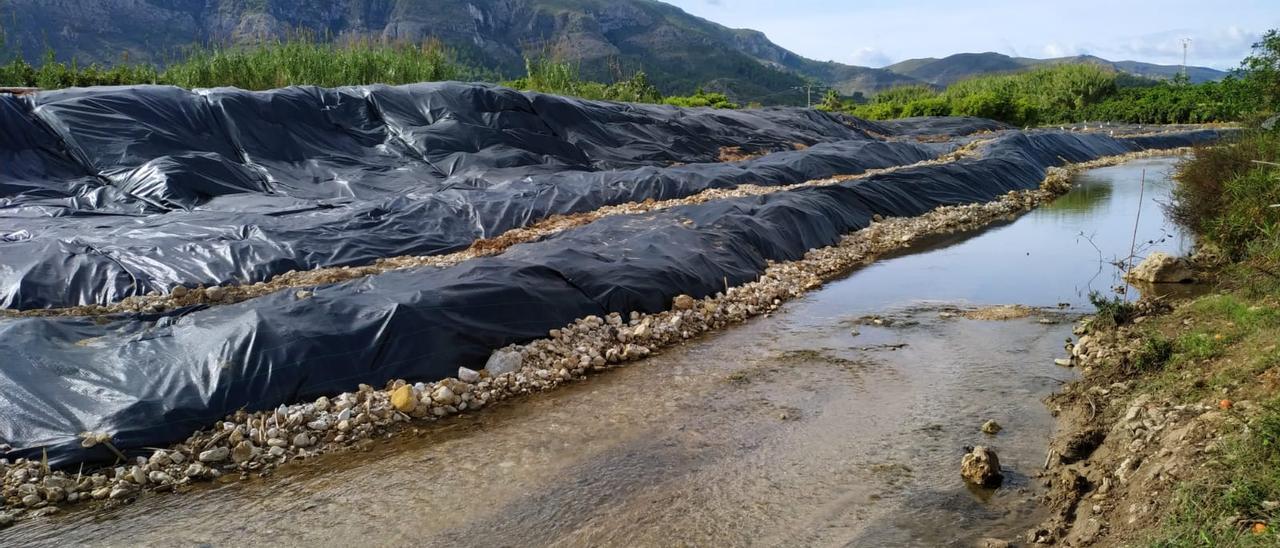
(1124, 251, 1195, 284)
(961, 445, 1003, 486)
(981, 420, 1002, 434)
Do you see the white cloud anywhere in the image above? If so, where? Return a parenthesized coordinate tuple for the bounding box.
(1042, 42, 1089, 59)
(849, 47, 893, 67)
(1106, 26, 1262, 68)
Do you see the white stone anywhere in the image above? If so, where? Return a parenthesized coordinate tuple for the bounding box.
(484, 349, 523, 375)
(457, 367, 481, 383)
(198, 447, 229, 463)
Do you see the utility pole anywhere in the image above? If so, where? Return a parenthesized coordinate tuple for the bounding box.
(794, 83, 821, 108)
(1181, 38, 1192, 81)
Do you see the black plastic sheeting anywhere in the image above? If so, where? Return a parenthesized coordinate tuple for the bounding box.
(0, 113, 1220, 465)
(0, 83, 978, 310)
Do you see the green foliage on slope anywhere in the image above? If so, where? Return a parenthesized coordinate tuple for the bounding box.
(825, 63, 1250, 126)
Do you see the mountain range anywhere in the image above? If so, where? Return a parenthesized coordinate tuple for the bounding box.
(0, 0, 1228, 104)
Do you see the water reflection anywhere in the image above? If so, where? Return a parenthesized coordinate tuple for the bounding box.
(802, 157, 1190, 316)
(1039, 180, 1112, 215)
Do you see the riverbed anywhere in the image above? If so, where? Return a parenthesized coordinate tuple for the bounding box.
(4, 158, 1189, 547)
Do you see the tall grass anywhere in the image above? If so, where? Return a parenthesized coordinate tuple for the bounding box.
(505, 57, 663, 103)
(162, 38, 462, 89)
(0, 40, 735, 108)
(0, 51, 161, 89)
(0, 37, 462, 90)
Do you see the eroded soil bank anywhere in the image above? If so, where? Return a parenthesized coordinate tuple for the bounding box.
(1, 159, 1187, 546)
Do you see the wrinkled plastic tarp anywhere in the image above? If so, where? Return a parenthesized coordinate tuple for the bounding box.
(0, 117, 1220, 465)
(0, 83, 979, 310)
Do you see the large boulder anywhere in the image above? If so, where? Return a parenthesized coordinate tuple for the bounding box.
(1125, 252, 1195, 283)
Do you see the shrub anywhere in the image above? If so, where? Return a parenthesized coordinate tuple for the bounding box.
(664, 88, 739, 109)
(506, 57, 663, 103)
(1089, 291, 1139, 330)
(1171, 131, 1280, 258)
(1130, 335, 1174, 372)
(837, 62, 1251, 126)
(901, 97, 950, 117)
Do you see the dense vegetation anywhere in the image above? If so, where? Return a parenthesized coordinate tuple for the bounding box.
(0, 38, 468, 90)
(822, 63, 1250, 126)
(2, 30, 1275, 124)
(0, 38, 738, 109)
(1147, 29, 1280, 546)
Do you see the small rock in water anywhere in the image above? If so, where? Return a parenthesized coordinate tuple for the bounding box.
(198, 446, 229, 463)
(961, 446, 1003, 486)
(0, 512, 14, 528)
(484, 349, 523, 375)
(977, 539, 1012, 548)
(1054, 358, 1073, 367)
(981, 420, 1002, 434)
(457, 367, 481, 383)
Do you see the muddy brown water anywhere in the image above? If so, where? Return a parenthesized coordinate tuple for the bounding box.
(5, 158, 1189, 547)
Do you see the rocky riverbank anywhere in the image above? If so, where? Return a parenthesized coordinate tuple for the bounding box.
(0, 148, 1190, 529)
(1029, 270, 1280, 545)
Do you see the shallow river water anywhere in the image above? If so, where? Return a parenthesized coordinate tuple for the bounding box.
(5, 158, 1189, 547)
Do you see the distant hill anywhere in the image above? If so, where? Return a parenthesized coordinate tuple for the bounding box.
(0, 1, 1230, 103)
(885, 52, 1229, 87)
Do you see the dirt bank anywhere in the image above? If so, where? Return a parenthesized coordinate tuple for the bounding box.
(1033, 284, 1280, 546)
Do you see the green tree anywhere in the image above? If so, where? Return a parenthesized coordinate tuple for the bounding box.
(816, 89, 844, 111)
(1240, 29, 1280, 112)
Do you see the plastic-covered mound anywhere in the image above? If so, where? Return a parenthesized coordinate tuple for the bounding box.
(0, 82, 959, 310)
(0, 122, 1221, 465)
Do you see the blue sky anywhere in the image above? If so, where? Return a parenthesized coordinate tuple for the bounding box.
(664, 0, 1280, 70)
